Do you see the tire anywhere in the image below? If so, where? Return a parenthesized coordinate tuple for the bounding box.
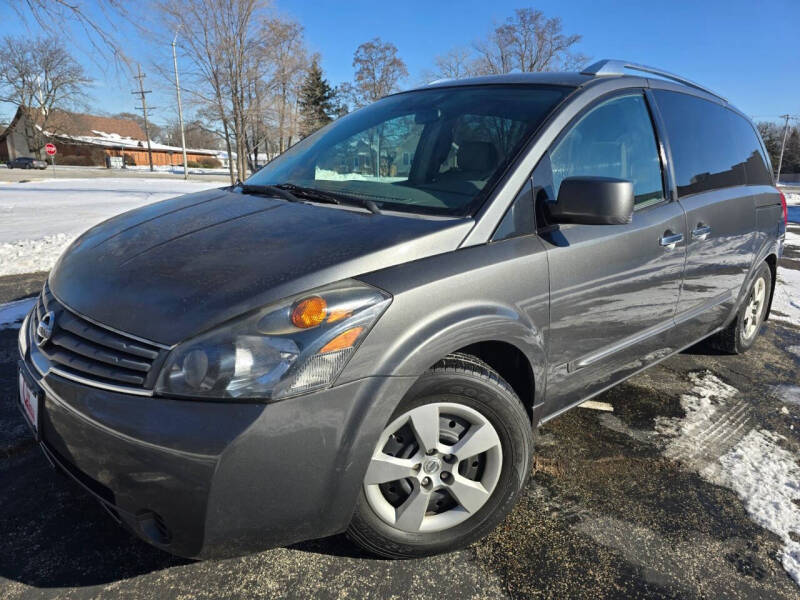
(347, 352, 533, 558)
(709, 262, 772, 354)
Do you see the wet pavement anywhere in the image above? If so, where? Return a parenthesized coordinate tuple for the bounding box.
(1, 243, 799, 598)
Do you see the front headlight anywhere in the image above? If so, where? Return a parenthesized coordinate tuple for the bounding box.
(155, 280, 390, 401)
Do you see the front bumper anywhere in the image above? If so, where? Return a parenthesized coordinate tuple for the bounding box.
(18, 353, 413, 558)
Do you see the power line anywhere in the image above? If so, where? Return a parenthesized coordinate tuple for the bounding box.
(131, 64, 155, 172)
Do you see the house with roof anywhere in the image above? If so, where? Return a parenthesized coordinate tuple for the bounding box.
(0, 106, 222, 167)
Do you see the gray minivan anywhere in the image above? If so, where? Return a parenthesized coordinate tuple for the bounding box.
(17, 60, 787, 558)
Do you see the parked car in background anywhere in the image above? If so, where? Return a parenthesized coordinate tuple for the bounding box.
(7, 156, 47, 169)
(17, 59, 786, 560)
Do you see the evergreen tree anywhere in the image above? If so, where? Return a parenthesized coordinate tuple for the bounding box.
(784, 128, 800, 174)
(298, 59, 336, 138)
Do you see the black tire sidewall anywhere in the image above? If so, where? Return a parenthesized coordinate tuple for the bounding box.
(349, 368, 533, 558)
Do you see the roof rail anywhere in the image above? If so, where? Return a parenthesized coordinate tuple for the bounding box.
(581, 59, 726, 102)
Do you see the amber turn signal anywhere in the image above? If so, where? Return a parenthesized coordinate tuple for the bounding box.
(291, 296, 327, 328)
(319, 327, 364, 353)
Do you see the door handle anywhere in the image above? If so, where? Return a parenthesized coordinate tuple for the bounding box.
(691, 224, 711, 241)
(659, 232, 683, 249)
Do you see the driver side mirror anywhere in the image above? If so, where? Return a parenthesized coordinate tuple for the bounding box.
(547, 176, 634, 225)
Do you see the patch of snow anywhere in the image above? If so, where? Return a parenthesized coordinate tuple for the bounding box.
(0, 178, 217, 276)
(788, 345, 800, 359)
(708, 430, 800, 585)
(784, 192, 800, 206)
(0, 234, 75, 276)
(774, 384, 800, 406)
(0, 297, 35, 330)
(773, 246, 800, 327)
(657, 371, 800, 586)
(655, 371, 746, 471)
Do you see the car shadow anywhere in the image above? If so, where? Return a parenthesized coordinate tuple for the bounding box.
(680, 337, 730, 356)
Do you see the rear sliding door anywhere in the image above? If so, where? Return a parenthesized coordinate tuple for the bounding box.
(651, 91, 769, 345)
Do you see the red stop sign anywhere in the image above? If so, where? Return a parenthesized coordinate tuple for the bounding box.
(45, 143, 57, 156)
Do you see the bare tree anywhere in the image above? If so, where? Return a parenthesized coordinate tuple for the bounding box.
(16, 1, 131, 64)
(162, 118, 222, 150)
(432, 8, 587, 79)
(432, 47, 476, 80)
(261, 16, 308, 153)
(344, 38, 408, 108)
(0, 35, 91, 157)
(155, 0, 269, 183)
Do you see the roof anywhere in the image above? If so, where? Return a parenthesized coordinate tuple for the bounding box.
(0, 106, 221, 156)
(44, 109, 146, 140)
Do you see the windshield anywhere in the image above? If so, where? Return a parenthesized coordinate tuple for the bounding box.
(246, 85, 571, 216)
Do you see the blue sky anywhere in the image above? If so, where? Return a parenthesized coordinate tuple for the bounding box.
(0, 0, 797, 126)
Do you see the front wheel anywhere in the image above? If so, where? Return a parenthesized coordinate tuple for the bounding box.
(347, 353, 533, 558)
(709, 262, 772, 354)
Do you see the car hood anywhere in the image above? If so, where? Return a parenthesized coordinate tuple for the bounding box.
(49, 187, 472, 345)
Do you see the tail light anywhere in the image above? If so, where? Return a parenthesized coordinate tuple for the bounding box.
(778, 188, 788, 227)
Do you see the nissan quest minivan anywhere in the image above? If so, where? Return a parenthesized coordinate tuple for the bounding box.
(17, 60, 788, 559)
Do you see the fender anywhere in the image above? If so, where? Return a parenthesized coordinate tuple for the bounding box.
(723, 200, 782, 327)
(341, 236, 551, 411)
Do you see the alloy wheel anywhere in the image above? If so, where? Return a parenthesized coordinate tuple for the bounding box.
(742, 276, 766, 341)
(363, 402, 502, 533)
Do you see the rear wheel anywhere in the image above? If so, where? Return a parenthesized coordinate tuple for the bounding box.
(347, 353, 533, 558)
(709, 262, 772, 354)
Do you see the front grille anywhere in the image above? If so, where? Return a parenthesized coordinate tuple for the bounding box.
(31, 282, 167, 390)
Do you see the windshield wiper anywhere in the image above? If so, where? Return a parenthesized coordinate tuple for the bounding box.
(276, 183, 382, 215)
(239, 183, 301, 204)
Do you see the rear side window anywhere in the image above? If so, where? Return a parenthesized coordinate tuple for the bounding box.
(548, 94, 664, 207)
(653, 90, 772, 196)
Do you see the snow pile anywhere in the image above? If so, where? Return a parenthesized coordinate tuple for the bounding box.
(0, 178, 217, 276)
(0, 297, 35, 330)
(657, 371, 800, 585)
(772, 228, 800, 326)
(784, 191, 800, 206)
(0, 234, 75, 276)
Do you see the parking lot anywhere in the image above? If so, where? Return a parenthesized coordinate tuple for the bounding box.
(0, 181, 798, 599)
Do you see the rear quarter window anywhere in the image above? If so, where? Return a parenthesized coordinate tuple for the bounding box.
(653, 90, 772, 196)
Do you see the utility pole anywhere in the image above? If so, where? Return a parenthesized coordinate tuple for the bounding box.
(172, 29, 189, 180)
(776, 114, 791, 183)
(132, 64, 155, 172)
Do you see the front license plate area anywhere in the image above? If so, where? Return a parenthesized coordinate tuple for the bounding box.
(18, 369, 42, 441)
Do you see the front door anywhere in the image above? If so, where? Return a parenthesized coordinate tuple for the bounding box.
(536, 92, 686, 416)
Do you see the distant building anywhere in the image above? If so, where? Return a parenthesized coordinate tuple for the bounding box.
(0, 106, 222, 167)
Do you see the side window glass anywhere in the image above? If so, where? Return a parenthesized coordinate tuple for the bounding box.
(493, 181, 534, 241)
(652, 90, 770, 195)
(549, 94, 664, 207)
(731, 116, 773, 186)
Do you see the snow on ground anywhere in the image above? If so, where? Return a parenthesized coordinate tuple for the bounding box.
(772, 228, 800, 326)
(125, 165, 231, 176)
(656, 371, 800, 585)
(0, 297, 35, 331)
(784, 191, 800, 205)
(0, 178, 216, 276)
